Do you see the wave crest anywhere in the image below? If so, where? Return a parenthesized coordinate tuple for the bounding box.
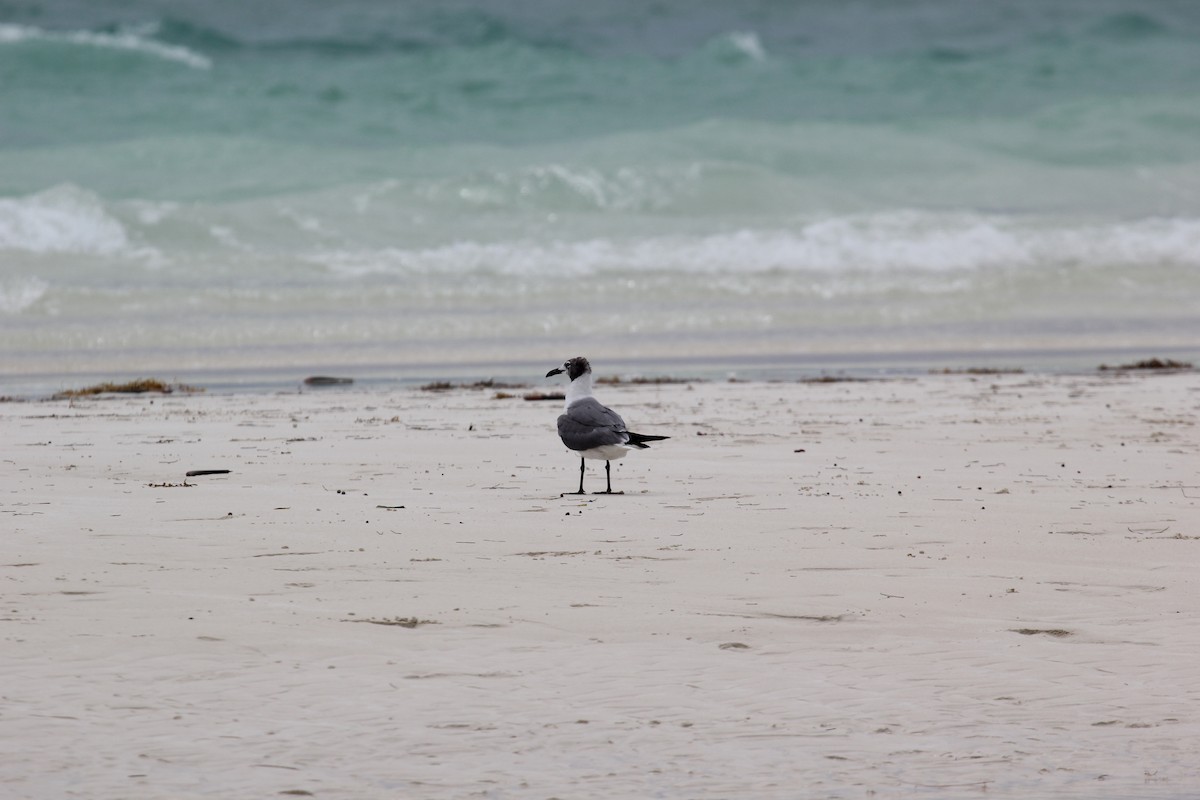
(0, 22, 212, 69)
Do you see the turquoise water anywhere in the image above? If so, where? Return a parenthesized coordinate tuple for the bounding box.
(2, 1, 1199, 392)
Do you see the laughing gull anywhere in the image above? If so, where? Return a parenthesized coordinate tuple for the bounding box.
(545, 356, 669, 494)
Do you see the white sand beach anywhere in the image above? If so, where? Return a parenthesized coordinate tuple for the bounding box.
(3, 371, 1199, 799)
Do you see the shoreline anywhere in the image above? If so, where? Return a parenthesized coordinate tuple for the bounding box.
(3, 371, 1199, 798)
(3, 342, 1196, 400)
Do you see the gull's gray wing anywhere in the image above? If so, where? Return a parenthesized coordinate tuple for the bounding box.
(557, 397, 629, 451)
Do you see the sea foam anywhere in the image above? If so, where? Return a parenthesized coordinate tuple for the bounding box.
(0, 185, 130, 255)
(0, 278, 48, 315)
(307, 212, 1200, 280)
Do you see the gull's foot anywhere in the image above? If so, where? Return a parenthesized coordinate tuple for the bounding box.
(560, 491, 587, 496)
(592, 490, 624, 495)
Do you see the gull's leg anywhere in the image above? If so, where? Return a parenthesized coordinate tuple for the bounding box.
(592, 460, 621, 494)
(562, 458, 587, 496)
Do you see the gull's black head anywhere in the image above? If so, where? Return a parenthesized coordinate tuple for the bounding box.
(546, 356, 591, 381)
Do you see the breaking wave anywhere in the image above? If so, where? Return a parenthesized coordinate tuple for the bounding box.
(0, 22, 212, 69)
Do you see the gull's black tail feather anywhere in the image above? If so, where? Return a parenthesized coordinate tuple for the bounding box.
(626, 431, 670, 449)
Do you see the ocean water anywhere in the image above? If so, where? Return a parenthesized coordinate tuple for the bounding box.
(3, 0, 1199, 393)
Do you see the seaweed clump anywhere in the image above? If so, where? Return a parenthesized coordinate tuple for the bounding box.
(55, 379, 201, 399)
(933, 367, 1025, 375)
(1099, 358, 1192, 372)
(595, 375, 697, 385)
(421, 379, 529, 392)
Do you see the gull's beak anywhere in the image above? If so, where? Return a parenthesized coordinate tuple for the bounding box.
(545, 367, 564, 378)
